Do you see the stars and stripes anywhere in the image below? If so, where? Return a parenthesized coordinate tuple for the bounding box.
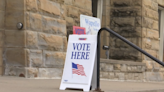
(72, 62, 86, 76)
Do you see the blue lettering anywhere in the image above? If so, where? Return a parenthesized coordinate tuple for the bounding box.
(77, 52, 81, 59)
(81, 52, 86, 59)
(71, 52, 76, 59)
(86, 52, 90, 60)
(86, 43, 91, 51)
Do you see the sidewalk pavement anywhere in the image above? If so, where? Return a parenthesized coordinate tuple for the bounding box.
(0, 76, 164, 92)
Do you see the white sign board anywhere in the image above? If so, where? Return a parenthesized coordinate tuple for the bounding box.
(80, 14, 101, 35)
(60, 35, 97, 92)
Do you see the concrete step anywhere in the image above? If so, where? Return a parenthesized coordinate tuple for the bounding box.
(1, 76, 164, 92)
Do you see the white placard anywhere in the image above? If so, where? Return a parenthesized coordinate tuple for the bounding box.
(60, 35, 97, 92)
(80, 14, 101, 35)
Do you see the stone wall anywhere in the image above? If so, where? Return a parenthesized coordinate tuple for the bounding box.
(0, 0, 5, 75)
(100, 59, 146, 81)
(142, 0, 164, 81)
(1, 0, 92, 78)
(110, 0, 142, 61)
(64, 0, 92, 38)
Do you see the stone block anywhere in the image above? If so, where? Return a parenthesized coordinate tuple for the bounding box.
(26, 49, 42, 67)
(111, 7, 141, 17)
(38, 33, 63, 51)
(64, 0, 73, 5)
(5, 48, 26, 66)
(0, 0, 5, 11)
(143, 0, 158, 11)
(43, 51, 65, 67)
(0, 11, 5, 29)
(152, 20, 158, 30)
(112, 17, 135, 27)
(68, 6, 79, 18)
(145, 72, 164, 81)
(111, 0, 132, 7)
(5, 9, 24, 30)
(39, 68, 63, 78)
(109, 73, 115, 79)
(115, 73, 125, 80)
(5, 66, 25, 77)
(39, 0, 60, 16)
(104, 64, 113, 72)
(121, 64, 127, 72)
(73, 0, 85, 9)
(146, 29, 159, 40)
(5, 30, 25, 47)
(25, 31, 38, 49)
(142, 17, 153, 29)
(85, 0, 92, 11)
(25, 68, 38, 78)
(29, 13, 42, 31)
(142, 7, 158, 20)
(6, 0, 24, 10)
(114, 64, 121, 70)
(101, 72, 109, 79)
(26, 0, 38, 12)
(42, 16, 66, 35)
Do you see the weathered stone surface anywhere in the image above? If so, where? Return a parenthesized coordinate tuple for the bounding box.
(39, 68, 62, 78)
(29, 13, 42, 31)
(5, 66, 25, 77)
(111, 7, 141, 17)
(158, 0, 164, 6)
(6, 0, 24, 10)
(5, 30, 25, 47)
(68, 6, 79, 18)
(146, 29, 159, 40)
(26, 49, 42, 67)
(5, 48, 26, 66)
(26, 31, 38, 49)
(145, 72, 164, 81)
(101, 72, 109, 79)
(73, 0, 85, 9)
(64, 0, 73, 5)
(38, 33, 63, 51)
(115, 73, 125, 80)
(111, 17, 135, 27)
(143, 0, 158, 11)
(142, 7, 158, 20)
(63, 37, 67, 52)
(25, 68, 38, 78)
(5, 0, 24, 30)
(42, 16, 66, 35)
(26, 0, 38, 12)
(39, 0, 60, 16)
(0, 11, 4, 29)
(0, 0, 5, 11)
(0, 48, 2, 66)
(0, 31, 3, 47)
(43, 51, 65, 67)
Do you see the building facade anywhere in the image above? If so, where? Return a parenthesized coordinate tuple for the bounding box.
(0, 0, 164, 81)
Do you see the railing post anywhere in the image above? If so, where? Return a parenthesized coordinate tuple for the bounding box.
(95, 28, 105, 92)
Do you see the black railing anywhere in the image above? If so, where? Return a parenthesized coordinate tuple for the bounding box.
(96, 28, 164, 91)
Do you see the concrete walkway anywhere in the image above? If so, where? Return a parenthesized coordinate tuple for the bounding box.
(0, 76, 164, 92)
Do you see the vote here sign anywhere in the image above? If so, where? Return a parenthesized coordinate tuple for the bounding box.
(60, 35, 97, 91)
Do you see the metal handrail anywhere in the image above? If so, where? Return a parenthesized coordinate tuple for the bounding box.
(96, 28, 164, 90)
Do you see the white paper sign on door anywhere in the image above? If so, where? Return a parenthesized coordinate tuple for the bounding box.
(60, 35, 97, 92)
(80, 14, 101, 35)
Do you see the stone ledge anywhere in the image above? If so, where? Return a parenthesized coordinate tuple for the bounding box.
(101, 59, 146, 66)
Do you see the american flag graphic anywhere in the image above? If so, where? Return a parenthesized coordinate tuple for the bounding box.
(72, 62, 86, 76)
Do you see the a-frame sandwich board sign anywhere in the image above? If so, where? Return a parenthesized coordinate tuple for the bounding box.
(60, 35, 97, 91)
